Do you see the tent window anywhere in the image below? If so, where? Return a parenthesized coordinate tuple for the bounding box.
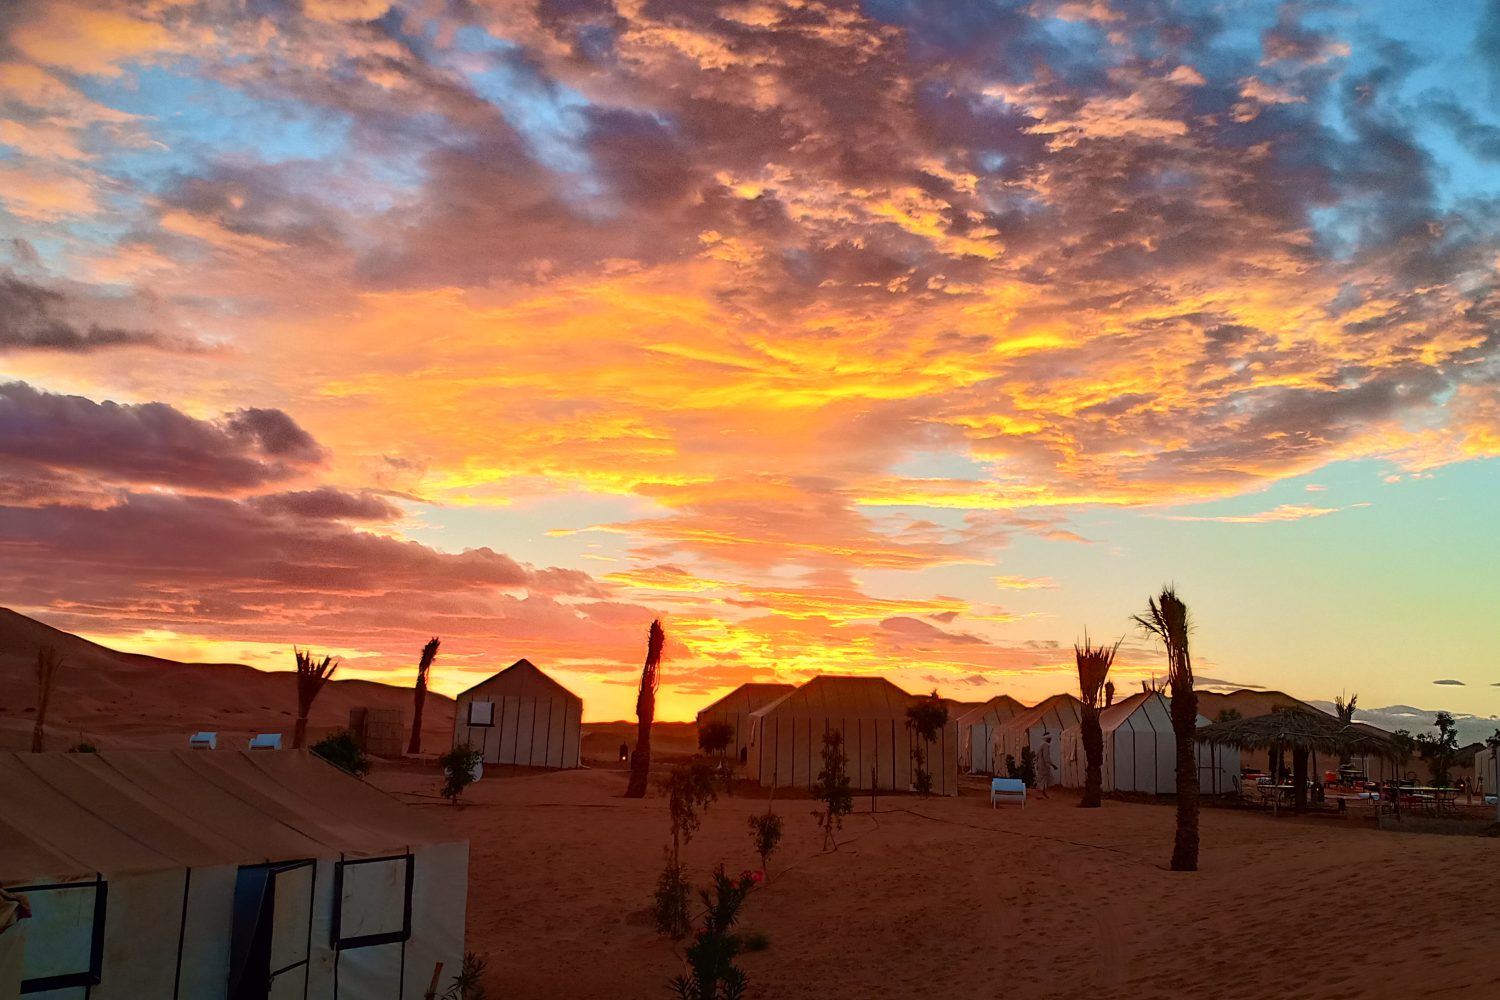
(332, 854, 413, 950)
(12, 879, 107, 994)
(467, 701, 495, 727)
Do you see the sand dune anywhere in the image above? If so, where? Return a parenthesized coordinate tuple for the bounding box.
(376, 765, 1499, 1000)
(0, 607, 454, 751)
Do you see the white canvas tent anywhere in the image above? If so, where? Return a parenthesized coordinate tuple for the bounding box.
(695, 683, 795, 764)
(1476, 744, 1499, 800)
(746, 676, 960, 796)
(992, 694, 1082, 775)
(0, 750, 467, 1000)
(955, 695, 1026, 773)
(453, 658, 582, 769)
(1057, 692, 1241, 795)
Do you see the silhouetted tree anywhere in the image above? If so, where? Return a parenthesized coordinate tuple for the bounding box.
(292, 648, 338, 749)
(408, 637, 441, 755)
(1075, 635, 1121, 808)
(1334, 693, 1358, 767)
(905, 690, 949, 797)
(1416, 711, 1460, 787)
(32, 645, 64, 753)
(626, 620, 665, 798)
(699, 720, 734, 759)
(1135, 588, 1199, 872)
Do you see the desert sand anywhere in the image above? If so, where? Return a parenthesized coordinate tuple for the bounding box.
(375, 760, 1500, 1000)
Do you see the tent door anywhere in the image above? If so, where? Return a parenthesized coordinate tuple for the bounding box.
(230, 860, 315, 1000)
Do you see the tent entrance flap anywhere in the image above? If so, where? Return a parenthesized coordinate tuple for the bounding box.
(13, 879, 106, 995)
(230, 859, 315, 1000)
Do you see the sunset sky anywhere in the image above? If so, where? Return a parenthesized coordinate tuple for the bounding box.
(2, 0, 1498, 722)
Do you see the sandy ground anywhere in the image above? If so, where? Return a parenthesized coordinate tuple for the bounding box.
(375, 763, 1500, 1000)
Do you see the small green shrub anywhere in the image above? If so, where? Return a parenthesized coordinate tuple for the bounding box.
(438, 743, 482, 803)
(746, 812, 783, 873)
(735, 930, 771, 953)
(312, 730, 372, 777)
(67, 742, 99, 754)
(654, 858, 693, 938)
(669, 866, 759, 1000)
(427, 952, 486, 1000)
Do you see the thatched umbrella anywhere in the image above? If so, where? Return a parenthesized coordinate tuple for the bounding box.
(1195, 708, 1403, 814)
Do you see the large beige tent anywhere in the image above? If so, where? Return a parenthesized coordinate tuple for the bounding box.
(695, 683, 795, 763)
(1473, 743, 1498, 799)
(0, 750, 466, 1000)
(1058, 692, 1241, 795)
(746, 676, 960, 796)
(453, 658, 582, 769)
(993, 693, 1082, 775)
(955, 695, 1026, 773)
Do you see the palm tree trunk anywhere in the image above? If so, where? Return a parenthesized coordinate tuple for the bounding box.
(625, 620, 665, 798)
(408, 638, 440, 755)
(32, 646, 63, 753)
(1169, 682, 1199, 869)
(1292, 747, 1309, 814)
(1081, 705, 1103, 807)
(293, 715, 309, 751)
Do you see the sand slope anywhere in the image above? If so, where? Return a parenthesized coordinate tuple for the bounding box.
(377, 766, 1500, 1000)
(0, 607, 453, 751)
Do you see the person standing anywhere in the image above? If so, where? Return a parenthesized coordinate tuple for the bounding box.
(1037, 731, 1058, 799)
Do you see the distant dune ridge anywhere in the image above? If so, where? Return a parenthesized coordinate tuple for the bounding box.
(0, 607, 454, 752)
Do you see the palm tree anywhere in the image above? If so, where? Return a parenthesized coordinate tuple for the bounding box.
(32, 645, 64, 753)
(407, 637, 441, 755)
(293, 648, 338, 749)
(1134, 588, 1199, 872)
(1334, 693, 1358, 768)
(1075, 635, 1121, 808)
(625, 620, 665, 798)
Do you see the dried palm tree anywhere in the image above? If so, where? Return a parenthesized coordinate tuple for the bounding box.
(32, 645, 64, 753)
(407, 637, 441, 755)
(293, 647, 338, 749)
(1134, 588, 1199, 872)
(625, 620, 665, 798)
(1075, 635, 1121, 808)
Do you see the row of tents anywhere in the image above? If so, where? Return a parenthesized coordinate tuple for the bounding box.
(694, 678, 1242, 797)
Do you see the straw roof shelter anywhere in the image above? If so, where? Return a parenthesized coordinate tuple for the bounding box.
(1195, 708, 1403, 812)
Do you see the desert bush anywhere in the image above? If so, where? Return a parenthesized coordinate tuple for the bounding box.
(312, 730, 372, 777)
(746, 812, 784, 873)
(438, 743, 483, 803)
(654, 759, 722, 938)
(813, 730, 853, 851)
(427, 952, 486, 1000)
(669, 866, 760, 1000)
(67, 742, 98, 754)
(906, 691, 949, 798)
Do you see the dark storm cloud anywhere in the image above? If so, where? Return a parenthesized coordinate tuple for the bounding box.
(0, 382, 324, 491)
(0, 272, 176, 353)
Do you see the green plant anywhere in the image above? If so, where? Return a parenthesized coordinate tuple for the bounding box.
(669, 865, 759, 1000)
(1215, 708, 1242, 723)
(67, 742, 98, 754)
(747, 812, 783, 872)
(1416, 712, 1460, 787)
(438, 743, 482, 803)
(737, 930, 771, 953)
(427, 954, 484, 1000)
(699, 720, 735, 758)
(427, 952, 486, 1000)
(812, 730, 853, 851)
(312, 730, 372, 777)
(906, 690, 949, 798)
(655, 861, 694, 939)
(655, 759, 722, 937)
